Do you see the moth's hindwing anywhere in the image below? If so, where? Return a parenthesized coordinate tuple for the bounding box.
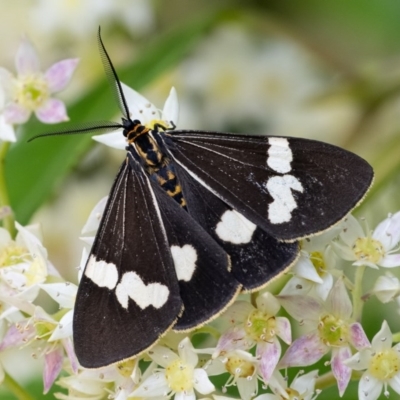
(163, 131, 374, 241)
(149, 167, 241, 331)
(173, 162, 300, 291)
(73, 153, 182, 368)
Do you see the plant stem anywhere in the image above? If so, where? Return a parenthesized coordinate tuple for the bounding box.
(0, 141, 15, 237)
(352, 265, 366, 322)
(2, 372, 35, 400)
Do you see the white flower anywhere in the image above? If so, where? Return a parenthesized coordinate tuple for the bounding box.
(0, 85, 16, 142)
(214, 293, 291, 385)
(130, 337, 215, 399)
(254, 370, 319, 400)
(0, 37, 78, 124)
(280, 225, 341, 301)
(371, 273, 400, 304)
(93, 85, 179, 150)
(0, 222, 50, 302)
(345, 320, 400, 400)
(334, 212, 400, 269)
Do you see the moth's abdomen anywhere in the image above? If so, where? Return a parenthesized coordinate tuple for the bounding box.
(154, 165, 187, 208)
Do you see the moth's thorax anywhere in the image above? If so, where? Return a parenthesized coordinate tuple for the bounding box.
(124, 119, 186, 208)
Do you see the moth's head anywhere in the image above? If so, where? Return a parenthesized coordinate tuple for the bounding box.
(122, 118, 149, 142)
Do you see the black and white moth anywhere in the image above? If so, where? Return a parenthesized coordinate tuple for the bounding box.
(31, 30, 374, 368)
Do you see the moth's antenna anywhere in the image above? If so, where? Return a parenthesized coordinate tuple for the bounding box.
(97, 27, 130, 120)
(28, 121, 122, 142)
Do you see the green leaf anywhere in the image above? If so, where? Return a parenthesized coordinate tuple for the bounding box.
(6, 9, 234, 225)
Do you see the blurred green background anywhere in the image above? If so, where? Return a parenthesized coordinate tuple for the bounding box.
(1, 0, 400, 398)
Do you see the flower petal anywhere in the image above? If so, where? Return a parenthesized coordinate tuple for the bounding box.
(372, 274, 400, 303)
(275, 317, 291, 345)
(331, 347, 352, 397)
(371, 320, 392, 351)
(349, 322, 370, 350)
(63, 337, 79, 374)
(93, 129, 126, 150)
(0, 322, 35, 350)
(49, 309, 74, 341)
(379, 254, 400, 268)
(130, 372, 169, 397)
(16, 38, 40, 75)
(344, 349, 372, 370)
(327, 278, 352, 319)
(0, 116, 16, 142)
(237, 376, 258, 400)
(175, 390, 195, 400)
(279, 276, 313, 297)
(256, 292, 280, 315)
(339, 215, 365, 245)
(223, 301, 254, 325)
(43, 346, 63, 393)
(4, 102, 30, 124)
(291, 370, 318, 395)
(81, 196, 108, 234)
(373, 211, 400, 251)
(257, 339, 281, 383)
(147, 345, 179, 368)
(291, 254, 323, 283)
(215, 327, 249, 356)
(40, 282, 77, 308)
(193, 368, 215, 394)
(162, 87, 179, 126)
(45, 58, 79, 93)
(178, 337, 198, 367)
(36, 98, 68, 123)
(358, 373, 382, 400)
(278, 294, 323, 322)
(314, 273, 333, 301)
(121, 83, 160, 124)
(279, 332, 327, 368)
(389, 373, 400, 394)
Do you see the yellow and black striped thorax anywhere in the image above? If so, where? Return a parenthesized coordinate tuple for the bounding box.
(125, 119, 186, 208)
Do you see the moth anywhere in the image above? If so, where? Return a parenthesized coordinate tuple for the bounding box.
(31, 29, 373, 368)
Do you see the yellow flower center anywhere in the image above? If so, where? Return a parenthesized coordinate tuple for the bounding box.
(353, 237, 384, 264)
(310, 251, 326, 277)
(15, 75, 49, 110)
(244, 309, 276, 342)
(0, 244, 28, 267)
(318, 314, 348, 347)
(369, 349, 400, 380)
(285, 387, 304, 400)
(35, 320, 56, 339)
(148, 119, 171, 131)
(165, 359, 194, 393)
(225, 355, 255, 378)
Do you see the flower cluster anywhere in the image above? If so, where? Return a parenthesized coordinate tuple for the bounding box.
(2, 37, 400, 400)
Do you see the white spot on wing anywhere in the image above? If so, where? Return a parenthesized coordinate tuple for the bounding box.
(216, 210, 257, 244)
(115, 272, 169, 309)
(85, 255, 118, 289)
(170, 244, 197, 282)
(267, 138, 292, 174)
(266, 174, 304, 224)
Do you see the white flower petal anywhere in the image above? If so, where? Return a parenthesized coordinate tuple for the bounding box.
(223, 301, 254, 324)
(257, 339, 281, 382)
(0, 115, 16, 142)
(148, 345, 179, 368)
(278, 294, 323, 322)
(275, 317, 291, 344)
(327, 278, 352, 319)
(339, 215, 365, 244)
(379, 254, 400, 268)
(178, 337, 198, 367)
(121, 83, 160, 124)
(237, 376, 258, 400)
(279, 276, 313, 297)
(372, 274, 400, 303)
(371, 320, 392, 352)
(40, 282, 77, 308)
(93, 129, 126, 150)
(175, 390, 195, 400)
(389, 373, 400, 394)
(373, 211, 400, 251)
(193, 368, 215, 394)
(130, 372, 169, 397)
(49, 309, 74, 341)
(314, 273, 333, 301)
(344, 349, 372, 370)
(16, 37, 40, 75)
(81, 196, 108, 234)
(291, 370, 318, 395)
(256, 292, 280, 315)
(162, 87, 179, 127)
(291, 254, 323, 283)
(358, 373, 382, 400)
(4, 102, 30, 124)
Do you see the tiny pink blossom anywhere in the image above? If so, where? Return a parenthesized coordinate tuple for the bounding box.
(1, 37, 78, 125)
